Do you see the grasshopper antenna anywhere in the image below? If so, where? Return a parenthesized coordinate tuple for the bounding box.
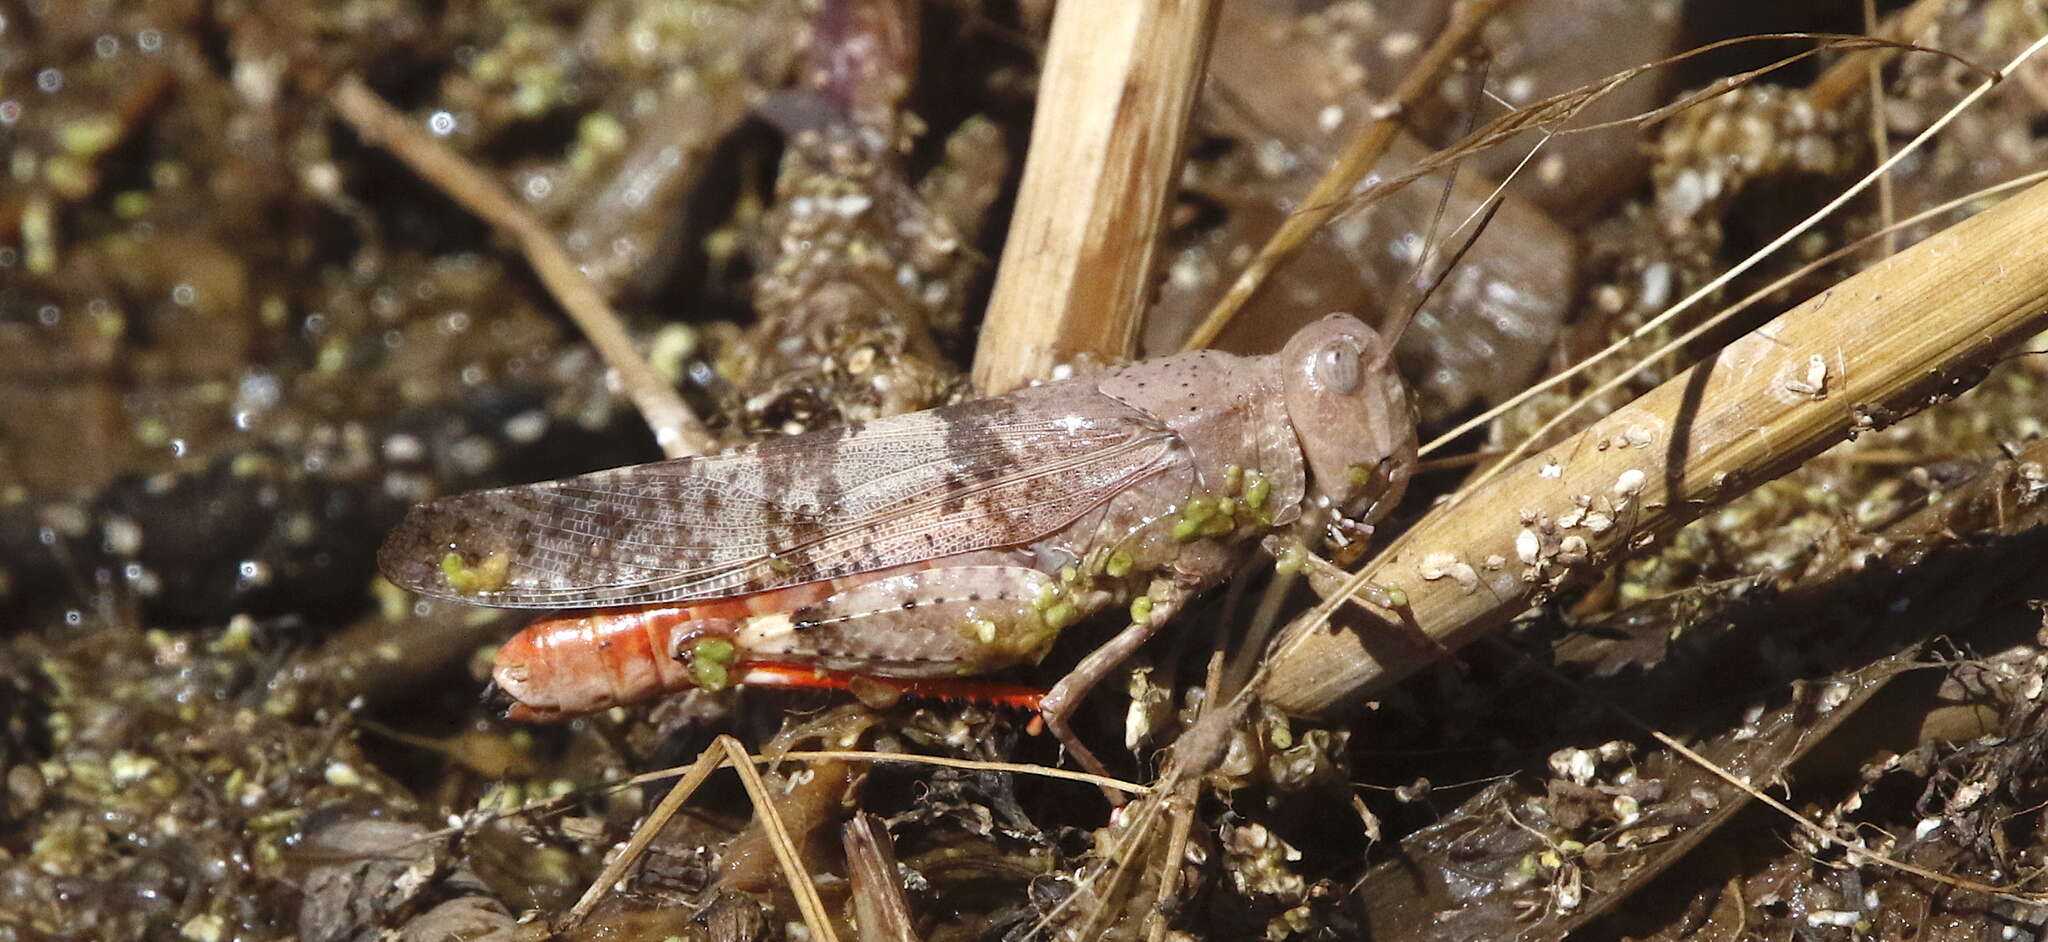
(1372, 55, 1500, 372)
(1376, 192, 1507, 373)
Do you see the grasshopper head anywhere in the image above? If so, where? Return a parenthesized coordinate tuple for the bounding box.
(1279, 314, 1418, 530)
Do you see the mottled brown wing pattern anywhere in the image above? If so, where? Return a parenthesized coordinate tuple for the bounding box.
(377, 384, 1184, 608)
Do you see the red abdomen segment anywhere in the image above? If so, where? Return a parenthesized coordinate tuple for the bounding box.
(492, 603, 743, 721)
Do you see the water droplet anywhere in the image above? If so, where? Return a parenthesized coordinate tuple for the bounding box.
(35, 68, 63, 93)
(503, 410, 548, 443)
(237, 560, 272, 588)
(428, 111, 456, 136)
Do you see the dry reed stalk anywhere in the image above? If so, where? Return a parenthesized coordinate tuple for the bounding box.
(327, 76, 715, 459)
(1262, 175, 2048, 716)
(970, 0, 1220, 394)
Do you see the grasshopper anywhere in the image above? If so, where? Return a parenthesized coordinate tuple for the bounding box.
(377, 313, 1416, 772)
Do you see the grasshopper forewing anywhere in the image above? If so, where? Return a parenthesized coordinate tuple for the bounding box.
(378, 313, 1417, 771)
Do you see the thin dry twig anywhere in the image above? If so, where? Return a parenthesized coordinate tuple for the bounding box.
(1178, 0, 1517, 353)
(1490, 631, 2048, 909)
(773, 749, 1149, 794)
(568, 744, 727, 923)
(1184, 31, 1961, 356)
(1643, 727, 2043, 903)
(1862, 0, 1899, 259)
(1053, 640, 1260, 938)
(718, 735, 841, 942)
(1143, 648, 1226, 942)
(415, 743, 1151, 858)
(972, 0, 1221, 394)
(326, 75, 715, 459)
(540, 740, 1154, 926)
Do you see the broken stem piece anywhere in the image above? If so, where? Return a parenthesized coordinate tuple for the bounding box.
(972, 0, 1221, 393)
(842, 814, 920, 942)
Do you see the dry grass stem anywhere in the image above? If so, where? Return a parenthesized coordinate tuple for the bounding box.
(413, 744, 1151, 857)
(1498, 636, 2040, 909)
(1143, 649, 1225, 942)
(546, 739, 1154, 928)
(971, 0, 1221, 393)
(1641, 727, 2042, 902)
(567, 744, 727, 923)
(327, 75, 715, 458)
(772, 749, 1147, 794)
(1184, 31, 1949, 358)
(1861, 0, 1899, 258)
(1178, 0, 1516, 353)
(718, 735, 841, 942)
(1263, 171, 2048, 716)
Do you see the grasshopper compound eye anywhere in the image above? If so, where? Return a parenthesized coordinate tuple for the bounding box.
(1314, 340, 1366, 394)
(1280, 314, 1420, 526)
